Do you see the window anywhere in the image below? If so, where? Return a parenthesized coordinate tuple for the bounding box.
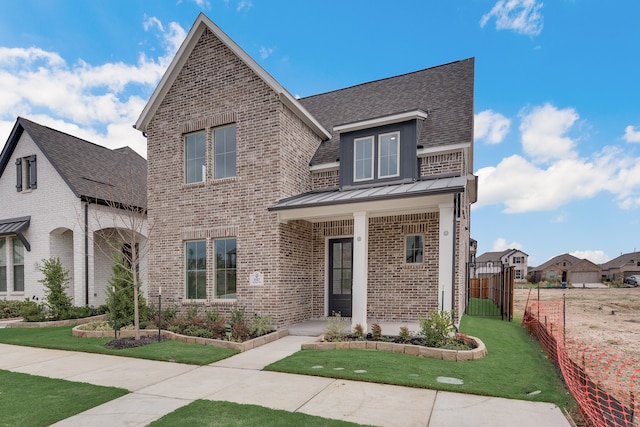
(354, 136, 374, 181)
(185, 241, 206, 299)
(548, 270, 555, 280)
(405, 235, 424, 264)
(13, 239, 24, 292)
(16, 155, 37, 192)
(378, 132, 400, 178)
(215, 238, 236, 299)
(185, 132, 206, 184)
(513, 256, 523, 264)
(515, 269, 523, 279)
(0, 239, 6, 292)
(214, 125, 236, 179)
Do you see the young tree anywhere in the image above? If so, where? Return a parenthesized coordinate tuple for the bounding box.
(107, 252, 147, 330)
(38, 257, 73, 320)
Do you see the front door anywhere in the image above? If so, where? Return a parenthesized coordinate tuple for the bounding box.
(328, 238, 353, 317)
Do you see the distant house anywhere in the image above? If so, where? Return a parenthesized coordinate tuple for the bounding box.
(0, 117, 147, 306)
(530, 253, 601, 284)
(134, 14, 477, 329)
(599, 251, 640, 282)
(475, 249, 528, 283)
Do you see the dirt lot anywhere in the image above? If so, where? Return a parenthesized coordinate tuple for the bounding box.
(513, 287, 640, 359)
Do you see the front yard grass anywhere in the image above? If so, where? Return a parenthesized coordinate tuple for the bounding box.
(0, 326, 237, 365)
(266, 315, 575, 410)
(0, 370, 127, 426)
(149, 400, 363, 427)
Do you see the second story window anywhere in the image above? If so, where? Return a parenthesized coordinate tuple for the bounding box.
(213, 124, 236, 179)
(354, 136, 374, 181)
(378, 132, 400, 178)
(16, 155, 37, 192)
(185, 132, 206, 184)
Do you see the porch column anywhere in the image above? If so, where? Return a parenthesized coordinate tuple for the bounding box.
(438, 202, 454, 312)
(352, 211, 369, 331)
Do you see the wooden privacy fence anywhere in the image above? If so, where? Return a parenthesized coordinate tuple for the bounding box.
(466, 262, 514, 320)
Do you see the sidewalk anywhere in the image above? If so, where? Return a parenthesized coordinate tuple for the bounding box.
(0, 338, 571, 427)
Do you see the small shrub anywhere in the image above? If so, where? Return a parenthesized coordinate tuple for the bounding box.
(323, 311, 348, 341)
(353, 323, 365, 340)
(398, 326, 412, 343)
(248, 314, 274, 337)
(183, 325, 213, 338)
(230, 304, 249, 340)
(371, 323, 382, 341)
(0, 299, 23, 318)
(19, 299, 45, 322)
(419, 309, 455, 348)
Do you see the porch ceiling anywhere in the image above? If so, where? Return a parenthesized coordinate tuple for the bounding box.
(270, 176, 470, 222)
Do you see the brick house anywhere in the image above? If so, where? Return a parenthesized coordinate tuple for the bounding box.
(599, 251, 640, 282)
(530, 253, 601, 284)
(135, 14, 476, 330)
(0, 117, 147, 306)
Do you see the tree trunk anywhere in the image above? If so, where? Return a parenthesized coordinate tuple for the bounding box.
(133, 244, 140, 340)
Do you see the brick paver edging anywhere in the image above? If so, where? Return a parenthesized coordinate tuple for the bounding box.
(71, 325, 289, 352)
(301, 336, 487, 361)
(5, 315, 108, 328)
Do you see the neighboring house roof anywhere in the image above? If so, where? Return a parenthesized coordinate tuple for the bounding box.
(0, 117, 147, 209)
(270, 175, 470, 211)
(476, 249, 527, 263)
(530, 253, 581, 272)
(599, 251, 640, 270)
(569, 259, 601, 272)
(134, 13, 330, 140)
(299, 58, 475, 167)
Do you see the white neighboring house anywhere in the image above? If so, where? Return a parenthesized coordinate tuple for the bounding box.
(0, 117, 148, 307)
(475, 249, 529, 283)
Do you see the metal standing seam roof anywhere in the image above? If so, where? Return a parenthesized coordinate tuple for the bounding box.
(269, 176, 468, 211)
(0, 216, 31, 251)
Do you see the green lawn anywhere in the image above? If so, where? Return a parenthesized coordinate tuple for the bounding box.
(465, 297, 501, 316)
(266, 316, 574, 410)
(0, 370, 128, 426)
(149, 400, 365, 427)
(0, 326, 238, 365)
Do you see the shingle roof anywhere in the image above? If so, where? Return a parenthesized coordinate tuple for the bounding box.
(299, 58, 474, 166)
(599, 251, 640, 269)
(1, 117, 146, 209)
(530, 253, 581, 271)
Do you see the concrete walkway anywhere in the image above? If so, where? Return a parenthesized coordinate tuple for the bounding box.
(0, 337, 571, 427)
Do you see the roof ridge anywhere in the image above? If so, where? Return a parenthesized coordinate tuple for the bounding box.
(300, 58, 474, 100)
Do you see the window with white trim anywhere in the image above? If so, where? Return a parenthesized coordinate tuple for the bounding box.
(215, 238, 236, 299)
(513, 256, 523, 264)
(515, 269, 523, 279)
(185, 240, 206, 299)
(0, 239, 6, 292)
(185, 132, 206, 184)
(13, 239, 24, 292)
(354, 136, 374, 181)
(213, 124, 236, 179)
(378, 132, 400, 178)
(405, 235, 424, 264)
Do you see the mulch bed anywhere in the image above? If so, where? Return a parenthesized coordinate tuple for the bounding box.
(104, 335, 167, 349)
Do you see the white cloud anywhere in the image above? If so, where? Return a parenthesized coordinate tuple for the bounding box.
(259, 46, 273, 60)
(624, 125, 640, 143)
(0, 17, 187, 158)
(475, 110, 510, 144)
(237, 0, 253, 12)
(519, 103, 579, 164)
(480, 0, 544, 36)
(569, 250, 610, 264)
(491, 237, 522, 252)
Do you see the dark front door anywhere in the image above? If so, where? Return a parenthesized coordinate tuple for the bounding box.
(328, 238, 353, 317)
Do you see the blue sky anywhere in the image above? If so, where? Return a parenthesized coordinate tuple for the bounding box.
(1, 0, 639, 267)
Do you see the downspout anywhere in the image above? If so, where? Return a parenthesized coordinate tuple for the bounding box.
(84, 200, 89, 306)
(451, 193, 459, 320)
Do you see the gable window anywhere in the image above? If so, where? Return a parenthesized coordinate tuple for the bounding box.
(513, 256, 523, 264)
(13, 239, 24, 292)
(354, 136, 374, 181)
(185, 240, 206, 299)
(378, 132, 400, 178)
(16, 155, 37, 192)
(405, 235, 424, 264)
(213, 124, 236, 179)
(185, 132, 206, 184)
(0, 239, 6, 292)
(215, 238, 236, 299)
